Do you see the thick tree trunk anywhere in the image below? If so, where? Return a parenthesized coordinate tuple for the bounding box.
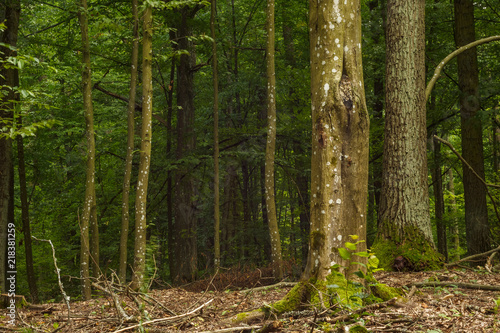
(454, 0, 490, 257)
(173, 8, 198, 283)
(77, 0, 97, 299)
(264, 0, 283, 280)
(118, 0, 140, 284)
(131, 3, 153, 290)
(304, 0, 369, 281)
(374, 0, 442, 270)
(0, 0, 19, 300)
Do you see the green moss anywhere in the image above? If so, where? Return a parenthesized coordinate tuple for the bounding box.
(235, 312, 248, 322)
(370, 283, 401, 301)
(372, 224, 444, 271)
(268, 282, 307, 315)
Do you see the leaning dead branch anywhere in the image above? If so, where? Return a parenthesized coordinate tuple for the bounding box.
(410, 281, 500, 291)
(446, 245, 500, 267)
(240, 281, 297, 294)
(110, 298, 213, 333)
(32, 236, 71, 322)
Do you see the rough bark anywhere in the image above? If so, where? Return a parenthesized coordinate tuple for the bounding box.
(131, 3, 153, 290)
(374, 0, 441, 270)
(119, 0, 140, 284)
(77, 0, 97, 299)
(454, 0, 490, 257)
(0, 0, 19, 298)
(173, 8, 198, 283)
(264, 0, 283, 280)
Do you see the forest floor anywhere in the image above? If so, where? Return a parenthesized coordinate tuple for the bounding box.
(2, 266, 500, 332)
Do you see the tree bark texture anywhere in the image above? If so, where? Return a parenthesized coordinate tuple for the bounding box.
(77, 0, 97, 300)
(264, 0, 283, 280)
(430, 135, 447, 261)
(0, 0, 19, 299)
(131, 3, 153, 290)
(454, 0, 490, 256)
(173, 8, 198, 283)
(304, 0, 369, 281)
(377, 0, 434, 248)
(119, 0, 140, 284)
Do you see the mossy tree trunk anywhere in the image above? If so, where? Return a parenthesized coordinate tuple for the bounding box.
(304, 0, 369, 282)
(131, 3, 153, 290)
(454, 0, 490, 258)
(119, 0, 140, 284)
(77, 0, 98, 300)
(264, 0, 283, 280)
(374, 0, 442, 270)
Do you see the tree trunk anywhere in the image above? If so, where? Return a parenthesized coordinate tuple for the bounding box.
(118, 0, 140, 284)
(131, 3, 153, 290)
(211, 0, 221, 271)
(77, 0, 97, 299)
(304, 0, 369, 281)
(173, 8, 198, 283)
(374, 0, 442, 270)
(447, 168, 460, 262)
(17, 131, 39, 303)
(0, 0, 19, 300)
(454, 0, 490, 257)
(430, 135, 447, 261)
(264, 0, 283, 280)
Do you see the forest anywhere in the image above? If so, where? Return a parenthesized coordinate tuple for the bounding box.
(1, 0, 500, 332)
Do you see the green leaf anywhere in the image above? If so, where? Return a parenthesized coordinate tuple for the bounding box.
(345, 242, 357, 251)
(349, 235, 359, 241)
(338, 247, 351, 260)
(354, 251, 371, 257)
(353, 270, 366, 279)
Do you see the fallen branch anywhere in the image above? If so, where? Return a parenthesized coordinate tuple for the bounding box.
(91, 282, 135, 322)
(410, 281, 500, 291)
(322, 297, 397, 324)
(445, 245, 500, 267)
(241, 281, 297, 294)
(32, 237, 71, 322)
(110, 298, 213, 333)
(197, 326, 263, 333)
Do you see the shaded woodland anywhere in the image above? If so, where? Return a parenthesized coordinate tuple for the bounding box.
(0, 0, 500, 331)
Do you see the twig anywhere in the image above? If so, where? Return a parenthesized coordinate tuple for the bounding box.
(241, 281, 297, 294)
(110, 298, 213, 333)
(32, 236, 71, 322)
(322, 297, 397, 324)
(434, 135, 500, 224)
(91, 282, 135, 322)
(197, 326, 262, 333)
(410, 281, 500, 291)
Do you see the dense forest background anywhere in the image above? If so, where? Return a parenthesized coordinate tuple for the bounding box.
(1, 0, 499, 303)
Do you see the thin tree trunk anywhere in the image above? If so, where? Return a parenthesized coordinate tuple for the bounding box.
(264, 0, 283, 280)
(17, 129, 39, 303)
(430, 134, 447, 261)
(77, 0, 97, 299)
(447, 168, 460, 262)
(454, 0, 490, 257)
(118, 0, 140, 284)
(131, 3, 153, 290)
(211, 0, 221, 270)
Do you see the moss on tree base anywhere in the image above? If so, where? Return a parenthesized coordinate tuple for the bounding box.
(372, 236, 444, 272)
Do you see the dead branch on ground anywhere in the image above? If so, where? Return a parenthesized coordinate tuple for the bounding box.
(410, 281, 500, 291)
